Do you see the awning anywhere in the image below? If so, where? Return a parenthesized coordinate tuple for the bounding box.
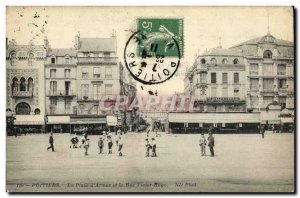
(47, 116, 70, 124)
(261, 110, 280, 124)
(70, 117, 106, 124)
(281, 117, 294, 123)
(261, 120, 281, 124)
(168, 113, 261, 123)
(15, 115, 44, 125)
(107, 115, 117, 126)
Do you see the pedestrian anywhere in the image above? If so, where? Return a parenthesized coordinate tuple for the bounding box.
(199, 133, 207, 156)
(70, 134, 79, 148)
(84, 128, 88, 140)
(98, 137, 104, 154)
(47, 132, 55, 152)
(116, 129, 121, 146)
(145, 138, 151, 157)
(277, 124, 281, 133)
(207, 132, 215, 157)
(146, 125, 151, 137)
(262, 124, 268, 139)
(118, 136, 124, 156)
(84, 138, 90, 156)
(151, 138, 157, 157)
(107, 135, 113, 154)
(272, 124, 275, 133)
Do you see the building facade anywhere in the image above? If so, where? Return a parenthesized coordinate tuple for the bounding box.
(6, 39, 47, 132)
(177, 33, 294, 133)
(45, 48, 77, 132)
(74, 34, 120, 132)
(229, 33, 294, 124)
(184, 46, 246, 112)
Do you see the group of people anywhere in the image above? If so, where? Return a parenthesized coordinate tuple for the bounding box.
(199, 132, 215, 157)
(145, 137, 157, 157)
(47, 129, 125, 156)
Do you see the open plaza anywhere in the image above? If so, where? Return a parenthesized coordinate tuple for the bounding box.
(6, 131, 294, 192)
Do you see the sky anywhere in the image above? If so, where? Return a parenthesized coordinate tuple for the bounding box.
(6, 6, 294, 96)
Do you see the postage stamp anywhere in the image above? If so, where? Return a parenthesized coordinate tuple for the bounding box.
(136, 18, 184, 57)
(123, 18, 183, 85)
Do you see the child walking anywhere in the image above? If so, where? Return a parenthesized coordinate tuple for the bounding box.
(107, 135, 113, 154)
(84, 138, 90, 156)
(151, 138, 157, 157)
(98, 137, 104, 154)
(199, 133, 207, 156)
(118, 136, 123, 156)
(145, 138, 151, 157)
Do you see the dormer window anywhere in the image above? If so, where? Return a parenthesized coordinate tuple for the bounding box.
(263, 50, 272, 59)
(200, 58, 206, 64)
(65, 57, 70, 64)
(222, 58, 228, 64)
(51, 57, 56, 64)
(233, 58, 239, 64)
(210, 58, 217, 65)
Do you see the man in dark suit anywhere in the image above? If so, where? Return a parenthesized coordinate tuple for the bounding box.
(207, 132, 215, 157)
(47, 132, 55, 152)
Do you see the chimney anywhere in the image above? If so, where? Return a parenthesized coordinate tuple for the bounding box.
(43, 36, 49, 51)
(74, 31, 80, 50)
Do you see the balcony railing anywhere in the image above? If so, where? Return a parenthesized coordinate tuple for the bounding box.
(12, 90, 33, 97)
(47, 90, 76, 97)
(206, 97, 245, 103)
(77, 57, 117, 64)
(277, 71, 286, 75)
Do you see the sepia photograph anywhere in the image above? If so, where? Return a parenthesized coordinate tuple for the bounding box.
(5, 6, 295, 193)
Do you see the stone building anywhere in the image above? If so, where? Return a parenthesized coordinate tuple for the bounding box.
(184, 46, 246, 112)
(229, 33, 294, 124)
(177, 33, 294, 133)
(6, 38, 47, 132)
(73, 33, 121, 133)
(44, 47, 77, 132)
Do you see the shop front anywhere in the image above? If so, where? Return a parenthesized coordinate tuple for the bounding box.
(70, 116, 106, 135)
(46, 116, 71, 133)
(168, 112, 261, 134)
(14, 115, 45, 134)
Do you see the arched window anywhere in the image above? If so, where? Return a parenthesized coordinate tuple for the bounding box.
(20, 77, 26, 91)
(28, 77, 33, 92)
(210, 58, 217, 65)
(263, 50, 272, 59)
(15, 102, 31, 115)
(200, 58, 206, 64)
(233, 58, 239, 64)
(12, 77, 18, 92)
(222, 58, 228, 64)
(10, 52, 17, 66)
(34, 108, 40, 115)
(28, 52, 34, 66)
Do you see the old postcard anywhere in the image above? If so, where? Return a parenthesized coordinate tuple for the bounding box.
(6, 6, 295, 193)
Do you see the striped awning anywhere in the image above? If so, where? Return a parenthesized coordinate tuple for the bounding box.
(168, 112, 261, 123)
(47, 116, 70, 124)
(15, 115, 44, 125)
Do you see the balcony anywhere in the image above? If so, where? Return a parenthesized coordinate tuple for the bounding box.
(47, 90, 76, 97)
(277, 71, 286, 75)
(205, 97, 245, 104)
(77, 57, 117, 64)
(12, 90, 33, 97)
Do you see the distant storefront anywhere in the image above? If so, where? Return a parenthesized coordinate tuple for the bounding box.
(168, 112, 261, 134)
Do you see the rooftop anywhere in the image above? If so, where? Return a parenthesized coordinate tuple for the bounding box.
(48, 48, 76, 57)
(78, 37, 117, 52)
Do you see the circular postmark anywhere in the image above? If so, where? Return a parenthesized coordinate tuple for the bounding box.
(124, 31, 181, 85)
